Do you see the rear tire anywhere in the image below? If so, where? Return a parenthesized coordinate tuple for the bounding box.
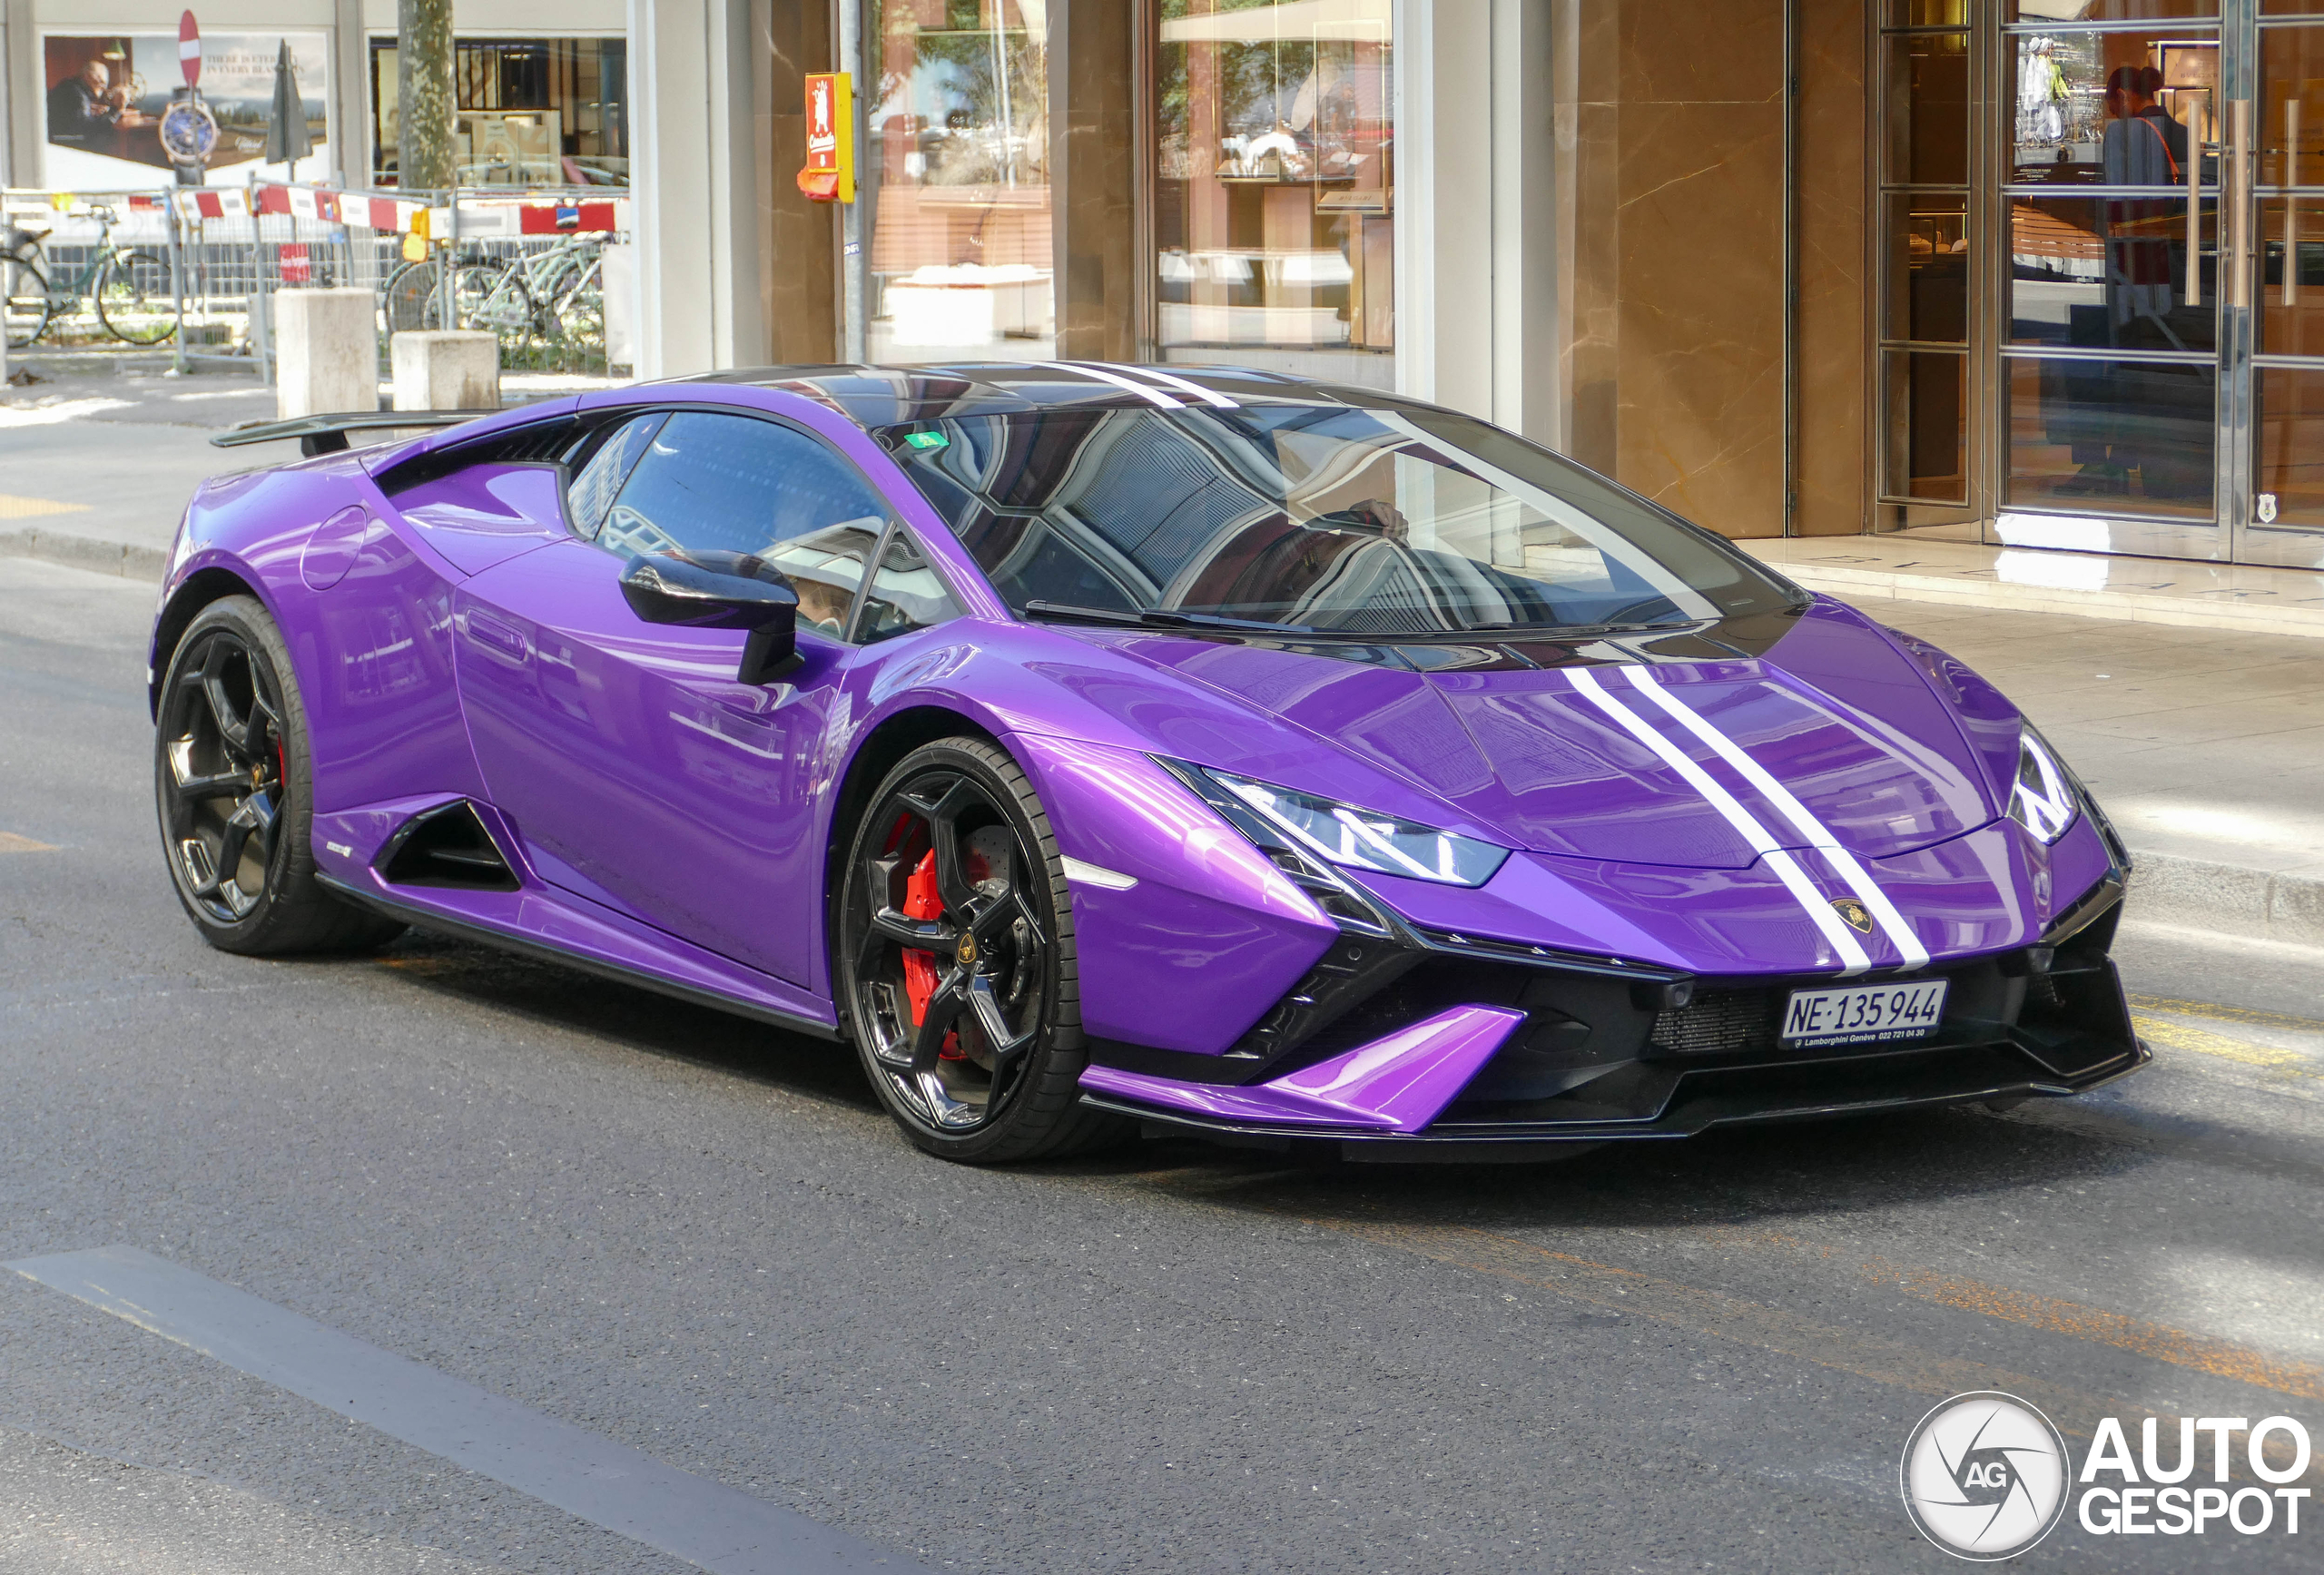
(836, 737, 1123, 1164)
(153, 596, 406, 956)
(95, 250, 176, 344)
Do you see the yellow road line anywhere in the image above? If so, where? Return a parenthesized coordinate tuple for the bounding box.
(0, 832, 59, 853)
(2132, 1014, 2319, 1078)
(1700, 1227, 2324, 1403)
(0, 495, 92, 521)
(1304, 1216, 2319, 1481)
(2131, 993, 2324, 1036)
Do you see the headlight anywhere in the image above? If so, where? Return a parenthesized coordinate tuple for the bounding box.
(1201, 768, 1510, 887)
(2005, 727, 2079, 846)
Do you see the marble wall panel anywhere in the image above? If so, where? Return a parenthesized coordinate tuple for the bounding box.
(1609, 0, 1788, 537)
(1793, 0, 1872, 536)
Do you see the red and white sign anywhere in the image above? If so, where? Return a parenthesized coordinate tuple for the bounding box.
(179, 11, 202, 87)
(277, 242, 310, 283)
(797, 73, 852, 203)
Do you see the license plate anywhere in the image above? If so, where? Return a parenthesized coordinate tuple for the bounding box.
(1779, 979, 1948, 1048)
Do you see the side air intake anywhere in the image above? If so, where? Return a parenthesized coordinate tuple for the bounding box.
(376, 802, 520, 891)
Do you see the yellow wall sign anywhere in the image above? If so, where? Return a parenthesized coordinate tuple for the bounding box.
(797, 73, 853, 204)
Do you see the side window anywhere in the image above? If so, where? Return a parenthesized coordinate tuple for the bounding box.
(596, 411, 891, 563)
(565, 413, 666, 540)
(856, 529, 962, 645)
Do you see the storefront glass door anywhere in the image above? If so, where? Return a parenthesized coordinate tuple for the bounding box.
(1880, 2, 2324, 566)
(2250, 7, 2324, 553)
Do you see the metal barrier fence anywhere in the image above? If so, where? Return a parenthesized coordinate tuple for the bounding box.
(5, 182, 630, 381)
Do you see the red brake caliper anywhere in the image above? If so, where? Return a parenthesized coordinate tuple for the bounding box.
(898, 851, 966, 1059)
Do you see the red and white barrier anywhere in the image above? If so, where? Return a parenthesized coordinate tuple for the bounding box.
(176, 182, 631, 239)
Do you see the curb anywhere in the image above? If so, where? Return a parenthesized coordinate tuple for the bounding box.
(2124, 852, 2324, 950)
(1, 527, 170, 583)
(5, 532, 2320, 951)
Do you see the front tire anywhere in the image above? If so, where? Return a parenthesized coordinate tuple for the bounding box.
(836, 738, 1121, 1164)
(153, 596, 406, 956)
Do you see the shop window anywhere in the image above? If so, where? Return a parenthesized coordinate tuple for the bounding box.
(1154, 0, 1393, 388)
(863, 0, 1054, 362)
(370, 37, 629, 188)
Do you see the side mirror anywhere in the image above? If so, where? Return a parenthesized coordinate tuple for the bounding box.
(619, 552, 803, 685)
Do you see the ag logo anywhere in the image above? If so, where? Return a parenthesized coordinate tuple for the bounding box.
(1901, 1392, 2071, 1560)
(1830, 896, 1875, 934)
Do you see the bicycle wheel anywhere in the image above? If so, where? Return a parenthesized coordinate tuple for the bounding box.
(457, 263, 535, 360)
(549, 257, 605, 362)
(3, 257, 52, 349)
(381, 258, 448, 334)
(96, 250, 178, 344)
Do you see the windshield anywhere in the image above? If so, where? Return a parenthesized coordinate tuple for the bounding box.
(880, 401, 1799, 637)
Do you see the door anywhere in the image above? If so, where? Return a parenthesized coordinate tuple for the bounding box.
(2240, 5, 2324, 566)
(454, 408, 900, 986)
(1996, 8, 2227, 560)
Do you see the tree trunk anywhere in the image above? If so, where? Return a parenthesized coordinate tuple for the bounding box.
(397, 0, 457, 193)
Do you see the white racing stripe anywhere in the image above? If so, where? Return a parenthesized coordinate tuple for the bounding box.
(1621, 668, 1932, 970)
(1569, 668, 1872, 977)
(1109, 365, 1241, 409)
(1035, 361, 1184, 409)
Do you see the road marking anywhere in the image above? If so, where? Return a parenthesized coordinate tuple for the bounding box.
(1700, 1227, 2324, 1403)
(2132, 992, 2324, 1037)
(0, 832, 59, 852)
(6, 1245, 931, 1575)
(2134, 1014, 2321, 1079)
(0, 495, 93, 520)
(1301, 1217, 2319, 1482)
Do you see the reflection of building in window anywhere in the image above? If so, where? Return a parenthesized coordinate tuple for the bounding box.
(1156, 0, 1394, 386)
(369, 36, 628, 187)
(867, 0, 1054, 361)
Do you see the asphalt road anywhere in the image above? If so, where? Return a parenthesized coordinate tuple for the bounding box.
(2, 553, 2320, 1572)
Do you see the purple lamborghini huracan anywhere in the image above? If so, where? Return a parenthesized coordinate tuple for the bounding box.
(151, 363, 2143, 1163)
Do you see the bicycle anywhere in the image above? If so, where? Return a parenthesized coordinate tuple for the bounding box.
(379, 233, 606, 365)
(4, 202, 176, 349)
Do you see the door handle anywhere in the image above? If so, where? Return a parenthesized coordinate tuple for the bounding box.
(2189, 96, 2207, 308)
(2288, 98, 2302, 310)
(2229, 97, 2254, 312)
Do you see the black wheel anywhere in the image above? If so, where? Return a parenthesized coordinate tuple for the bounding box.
(154, 597, 406, 956)
(836, 738, 1122, 1164)
(4, 257, 51, 349)
(380, 259, 442, 334)
(95, 250, 176, 344)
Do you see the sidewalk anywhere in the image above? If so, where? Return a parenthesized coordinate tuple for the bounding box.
(5, 395, 2320, 949)
(0, 365, 618, 576)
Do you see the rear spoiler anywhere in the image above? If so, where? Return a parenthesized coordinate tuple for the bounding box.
(212, 409, 499, 457)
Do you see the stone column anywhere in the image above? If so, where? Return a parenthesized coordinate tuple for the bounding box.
(275, 289, 379, 419)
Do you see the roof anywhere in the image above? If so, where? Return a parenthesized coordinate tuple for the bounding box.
(673, 361, 1410, 428)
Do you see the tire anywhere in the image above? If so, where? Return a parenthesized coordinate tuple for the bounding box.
(835, 737, 1124, 1164)
(4, 257, 51, 349)
(153, 596, 406, 956)
(456, 262, 536, 359)
(380, 259, 441, 335)
(95, 250, 177, 344)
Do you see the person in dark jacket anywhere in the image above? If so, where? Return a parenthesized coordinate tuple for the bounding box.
(47, 59, 136, 148)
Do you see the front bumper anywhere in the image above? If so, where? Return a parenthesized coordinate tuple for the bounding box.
(1077, 870, 2144, 1160)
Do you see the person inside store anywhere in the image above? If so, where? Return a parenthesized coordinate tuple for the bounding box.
(2058, 64, 2206, 499)
(47, 57, 149, 148)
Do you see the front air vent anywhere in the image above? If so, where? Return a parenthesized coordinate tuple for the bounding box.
(377, 801, 520, 891)
(1650, 989, 1779, 1058)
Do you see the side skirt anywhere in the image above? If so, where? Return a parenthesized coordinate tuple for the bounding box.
(317, 872, 842, 1042)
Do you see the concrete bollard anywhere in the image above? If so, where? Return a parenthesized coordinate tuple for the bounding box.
(390, 330, 500, 413)
(272, 288, 379, 418)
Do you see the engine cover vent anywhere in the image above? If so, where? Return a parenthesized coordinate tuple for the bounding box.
(376, 802, 519, 891)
